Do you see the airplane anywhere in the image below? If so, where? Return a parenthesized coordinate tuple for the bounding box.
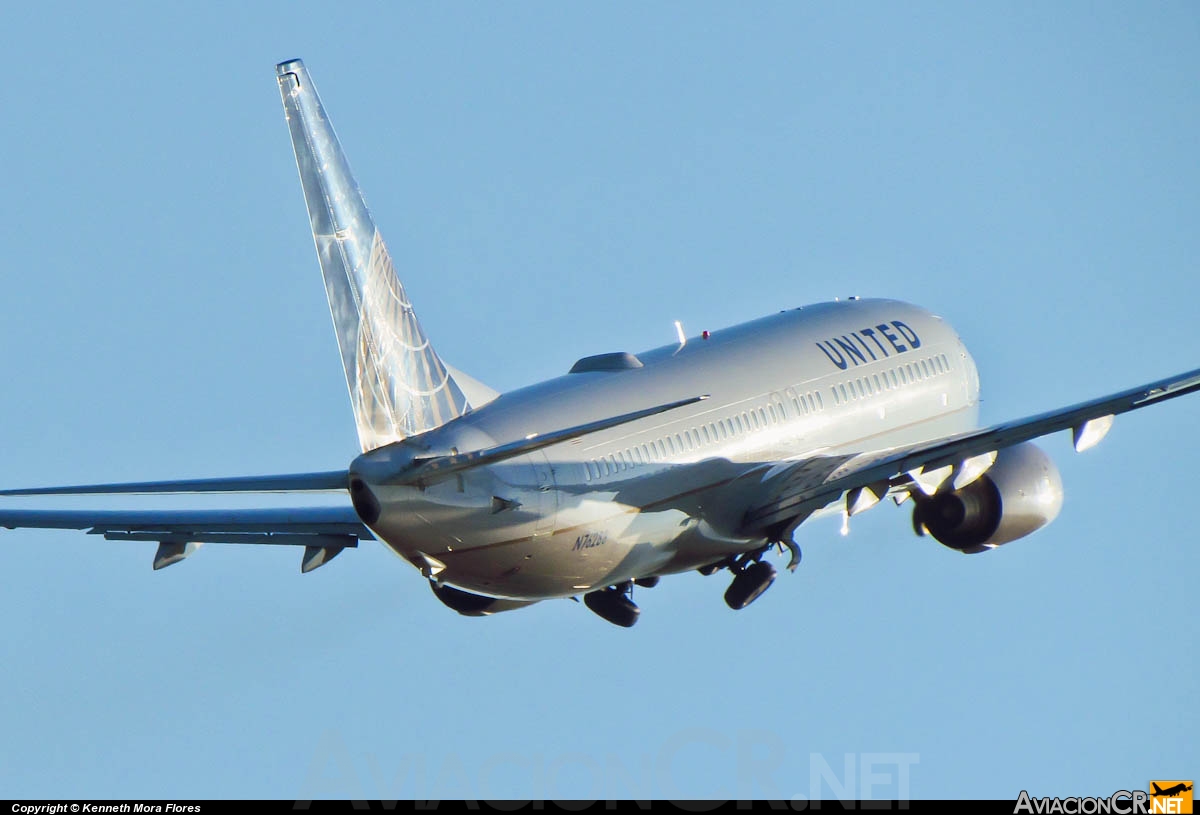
(1151, 783, 1192, 798)
(2, 58, 1199, 628)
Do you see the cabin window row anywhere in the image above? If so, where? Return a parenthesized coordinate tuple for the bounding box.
(784, 387, 825, 417)
(831, 353, 952, 406)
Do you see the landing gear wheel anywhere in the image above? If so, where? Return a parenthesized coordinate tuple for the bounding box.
(724, 560, 777, 610)
(584, 587, 640, 627)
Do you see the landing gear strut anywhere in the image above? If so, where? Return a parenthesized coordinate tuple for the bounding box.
(778, 535, 802, 572)
(584, 583, 640, 628)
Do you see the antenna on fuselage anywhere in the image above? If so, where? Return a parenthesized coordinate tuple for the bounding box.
(674, 320, 686, 350)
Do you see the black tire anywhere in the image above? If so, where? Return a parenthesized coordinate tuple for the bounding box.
(724, 561, 777, 610)
(584, 589, 640, 627)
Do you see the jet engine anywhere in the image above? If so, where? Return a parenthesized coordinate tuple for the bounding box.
(912, 442, 1063, 553)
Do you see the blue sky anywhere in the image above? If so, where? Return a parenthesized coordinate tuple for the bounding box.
(1, 1, 1196, 801)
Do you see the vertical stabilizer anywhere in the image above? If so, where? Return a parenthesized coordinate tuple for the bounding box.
(276, 59, 471, 452)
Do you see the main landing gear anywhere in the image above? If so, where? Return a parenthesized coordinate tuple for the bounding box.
(584, 537, 802, 627)
(706, 535, 801, 611)
(584, 582, 640, 628)
(724, 559, 777, 610)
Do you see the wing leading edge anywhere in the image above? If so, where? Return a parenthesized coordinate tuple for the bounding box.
(742, 366, 1200, 536)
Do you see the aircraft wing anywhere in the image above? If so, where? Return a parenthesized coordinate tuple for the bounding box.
(0, 505, 372, 572)
(742, 366, 1200, 536)
(0, 470, 349, 497)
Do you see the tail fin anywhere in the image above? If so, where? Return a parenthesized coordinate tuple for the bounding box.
(276, 59, 472, 451)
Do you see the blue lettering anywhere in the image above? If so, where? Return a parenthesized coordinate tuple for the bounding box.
(877, 323, 907, 353)
(851, 332, 877, 361)
(817, 341, 848, 370)
(834, 336, 868, 366)
(892, 320, 921, 349)
(860, 327, 890, 357)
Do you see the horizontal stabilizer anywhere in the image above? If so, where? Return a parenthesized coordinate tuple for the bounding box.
(0, 470, 349, 497)
(386, 395, 709, 485)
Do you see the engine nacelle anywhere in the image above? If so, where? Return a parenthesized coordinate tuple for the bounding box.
(913, 442, 1063, 553)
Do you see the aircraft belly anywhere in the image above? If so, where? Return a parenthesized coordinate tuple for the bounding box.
(412, 504, 753, 600)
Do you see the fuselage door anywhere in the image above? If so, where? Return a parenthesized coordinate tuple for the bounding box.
(531, 450, 558, 536)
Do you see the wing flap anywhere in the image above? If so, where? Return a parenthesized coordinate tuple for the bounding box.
(0, 506, 370, 540)
(0, 505, 371, 572)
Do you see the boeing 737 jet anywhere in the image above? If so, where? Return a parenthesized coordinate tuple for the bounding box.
(2, 59, 1198, 627)
(1151, 784, 1192, 798)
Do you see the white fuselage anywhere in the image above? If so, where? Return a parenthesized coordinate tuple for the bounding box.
(352, 298, 980, 600)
